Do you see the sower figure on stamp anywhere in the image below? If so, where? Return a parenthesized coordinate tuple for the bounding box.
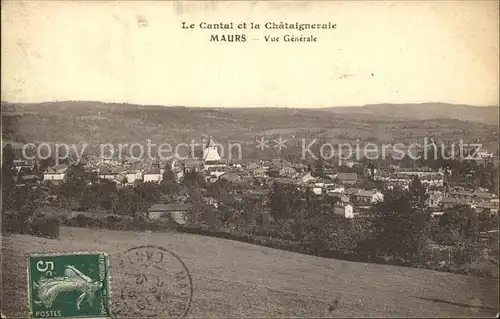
(33, 265, 103, 310)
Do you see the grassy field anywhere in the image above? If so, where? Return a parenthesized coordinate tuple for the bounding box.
(2, 226, 499, 318)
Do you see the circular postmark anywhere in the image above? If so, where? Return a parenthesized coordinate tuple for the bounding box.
(111, 246, 193, 318)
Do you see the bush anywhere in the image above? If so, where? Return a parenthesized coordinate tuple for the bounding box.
(58, 214, 69, 225)
(131, 217, 153, 231)
(2, 211, 60, 239)
(104, 215, 133, 231)
(2, 211, 30, 234)
(67, 213, 102, 228)
(104, 215, 124, 230)
(30, 214, 60, 239)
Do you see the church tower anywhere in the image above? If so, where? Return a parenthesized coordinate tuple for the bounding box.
(203, 137, 221, 162)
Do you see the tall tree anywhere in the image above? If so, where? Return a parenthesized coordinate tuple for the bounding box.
(160, 165, 179, 195)
(2, 144, 17, 211)
(313, 157, 325, 178)
(113, 186, 139, 217)
(438, 205, 479, 245)
(409, 175, 428, 207)
(59, 164, 90, 209)
(183, 168, 205, 187)
(370, 188, 430, 262)
(269, 183, 292, 221)
(39, 156, 56, 174)
(2, 143, 15, 168)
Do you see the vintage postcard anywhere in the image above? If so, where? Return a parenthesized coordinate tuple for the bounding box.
(1, 0, 499, 318)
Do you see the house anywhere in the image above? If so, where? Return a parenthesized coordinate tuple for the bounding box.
(42, 163, 71, 182)
(385, 175, 412, 189)
(447, 191, 498, 204)
(167, 159, 185, 182)
(143, 169, 164, 183)
(206, 165, 227, 174)
(420, 174, 444, 187)
(20, 174, 42, 185)
(374, 171, 390, 181)
(328, 193, 350, 204)
(441, 197, 472, 209)
(43, 172, 66, 183)
(397, 169, 444, 178)
(323, 168, 337, 181)
(98, 168, 126, 185)
(428, 193, 443, 208)
(326, 184, 345, 194)
(268, 167, 281, 177)
(292, 163, 307, 173)
(475, 201, 499, 215)
(301, 172, 316, 184)
(206, 170, 226, 183)
(279, 166, 297, 178)
(247, 162, 259, 170)
(125, 171, 143, 184)
(354, 190, 384, 204)
(14, 159, 37, 172)
(274, 177, 297, 186)
(46, 164, 69, 174)
(335, 173, 358, 185)
(431, 211, 445, 217)
(333, 203, 354, 219)
(206, 174, 219, 183)
(339, 160, 357, 168)
(230, 162, 243, 169)
(313, 183, 324, 195)
(271, 158, 284, 168)
(219, 172, 242, 183)
(474, 192, 499, 203)
(98, 168, 119, 181)
(148, 203, 194, 225)
(184, 159, 203, 172)
(260, 160, 273, 169)
(448, 190, 475, 203)
(467, 150, 494, 164)
(252, 167, 268, 178)
(123, 157, 141, 167)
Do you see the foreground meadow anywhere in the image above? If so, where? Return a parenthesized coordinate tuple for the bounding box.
(2, 226, 498, 318)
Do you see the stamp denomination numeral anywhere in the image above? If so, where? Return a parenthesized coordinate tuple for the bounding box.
(36, 260, 54, 272)
(36, 260, 54, 277)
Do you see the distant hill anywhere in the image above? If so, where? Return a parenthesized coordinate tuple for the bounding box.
(1, 101, 498, 158)
(323, 103, 499, 125)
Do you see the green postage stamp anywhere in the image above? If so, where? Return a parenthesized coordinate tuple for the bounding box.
(27, 252, 110, 319)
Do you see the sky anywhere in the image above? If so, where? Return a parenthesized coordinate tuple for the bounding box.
(1, 0, 499, 108)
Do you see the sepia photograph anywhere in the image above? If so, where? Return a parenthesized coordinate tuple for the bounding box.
(1, 0, 499, 318)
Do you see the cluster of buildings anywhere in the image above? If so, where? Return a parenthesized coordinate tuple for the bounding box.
(438, 190, 499, 215)
(374, 167, 446, 189)
(9, 137, 499, 222)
